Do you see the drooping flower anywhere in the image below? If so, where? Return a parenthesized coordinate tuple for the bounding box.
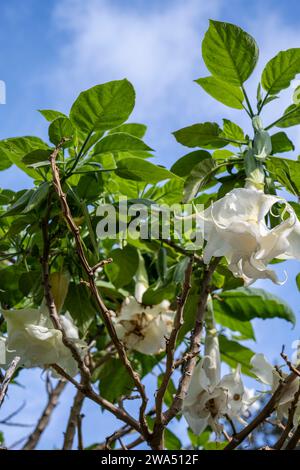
(0, 306, 86, 377)
(201, 186, 300, 285)
(251, 353, 300, 426)
(112, 252, 175, 355)
(183, 313, 246, 435)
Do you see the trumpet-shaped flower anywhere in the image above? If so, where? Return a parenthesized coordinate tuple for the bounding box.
(112, 251, 175, 355)
(0, 306, 86, 377)
(183, 327, 246, 435)
(201, 187, 300, 285)
(113, 297, 174, 355)
(251, 353, 300, 426)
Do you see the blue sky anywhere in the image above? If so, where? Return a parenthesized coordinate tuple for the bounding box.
(1, 0, 300, 449)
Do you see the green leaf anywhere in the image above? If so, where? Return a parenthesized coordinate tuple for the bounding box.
(188, 429, 211, 449)
(48, 117, 74, 146)
(93, 132, 153, 156)
(0, 147, 12, 171)
(2, 189, 34, 217)
(219, 335, 255, 376)
(214, 309, 255, 340)
(171, 150, 211, 177)
(22, 182, 49, 213)
(261, 49, 300, 95)
(98, 358, 134, 403)
(22, 149, 52, 166)
(70, 79, 135, 133)
(64, 283, 97, 332)
(276, 104, 300, 128)
(221, 119, 245, 145)
(142, 283, 177, 305)
(116, 158, 179, 183)
(195, 76, 244, 109)
(164, 428, 182, 450)
(77, 173, 103, 201)
(109, 123, 147, 139)
(38, 109, 67, 121)
(271, 132, 294, 153)
(0, 137, 49, 178)
(214, 287, 295, 325)
(202, 20, 258, 85)
(183, 158, 226, 202)
(143, 179, 184, 205)
(266, 156, 300, 196)
(173, 122, 227, 149)
(105, 245, 139, 288)
(212, 149, 235, 160)
(296, 273, 300, 291)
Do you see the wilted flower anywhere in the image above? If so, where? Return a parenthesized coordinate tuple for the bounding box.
(251, 353, 300, 425)
(201, 187, 300, 285)
(0, 306, 86, 377)
(183, 321, 246, 435)
(112, 251, 175, 354)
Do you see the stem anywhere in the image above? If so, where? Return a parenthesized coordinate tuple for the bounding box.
(65, 131, 93, 178)
(242, 85, 254, 117)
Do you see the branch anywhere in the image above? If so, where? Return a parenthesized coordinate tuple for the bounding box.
(152, 257, 193, 447)
(163, 257, 220, 425)
(51, 364, 142, 434)
(285, 424, 300, 450)
(0, 356, 20, 408)
(23, 380, 67, 450)
(48, 143, 150, 439)
(63, 382, 85, 450)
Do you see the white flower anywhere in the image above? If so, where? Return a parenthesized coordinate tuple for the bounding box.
(0, 306, 86, 377)
(251, 353, 300, 426)
(113, 297, 174, 355)
(112, 250, 175, 355)
(201, 187, 300, 285)
(183, 328, 246, 435)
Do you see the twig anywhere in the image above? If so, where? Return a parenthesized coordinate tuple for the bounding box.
(163, 258, 220, 425)
(77, 414, 84, 450)
(23, 380, 66, 450)
(0, 356, 20, 408)
(51, 363, 141, 433)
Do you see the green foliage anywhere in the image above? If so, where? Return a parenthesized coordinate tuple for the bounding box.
(202, 20, 258, 85)
(173, 122, 227, 149)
